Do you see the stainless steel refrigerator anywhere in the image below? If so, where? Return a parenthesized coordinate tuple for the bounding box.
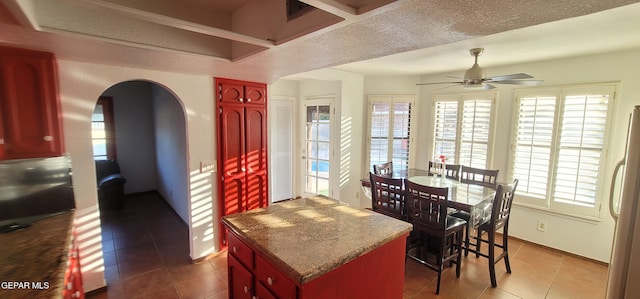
(608, 105, 640, 298)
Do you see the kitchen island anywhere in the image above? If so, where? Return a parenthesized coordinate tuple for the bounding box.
(221, 195, 413, 299)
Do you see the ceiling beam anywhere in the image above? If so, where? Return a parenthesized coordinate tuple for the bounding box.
(300, 0, 358, 19)
(78, 0, 275, 48)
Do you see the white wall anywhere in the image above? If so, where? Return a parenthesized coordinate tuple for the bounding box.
(152, 85, 189, 224)
(57, 60, 217, 292)
(290, 69, 365, 207)
(102, 81, 158, 194)
(410, 49, 640, 262)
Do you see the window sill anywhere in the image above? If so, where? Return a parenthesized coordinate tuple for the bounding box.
(512, 201, 605, 224)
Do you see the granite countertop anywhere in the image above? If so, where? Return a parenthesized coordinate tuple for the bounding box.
(0, 211, 74, 299)
(222, 196, 413, 284)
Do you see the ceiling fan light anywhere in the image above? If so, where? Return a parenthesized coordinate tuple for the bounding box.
(463, 63, 484, 84)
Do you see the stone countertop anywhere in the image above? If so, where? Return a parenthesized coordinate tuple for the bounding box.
(221, 196, 413, 284)
(0, 211, 74, 299)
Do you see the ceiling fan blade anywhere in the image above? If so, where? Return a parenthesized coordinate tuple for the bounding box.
(486, 73, 533, 81)
(493, 79, 543, 86)
(416, 81, 463, 86)
(433, 84, 460, 91)
(484, 84, 496, 90)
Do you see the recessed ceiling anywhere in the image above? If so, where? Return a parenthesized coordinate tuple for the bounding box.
(4, 0, 397, 61)
(1, 0, 639, 83)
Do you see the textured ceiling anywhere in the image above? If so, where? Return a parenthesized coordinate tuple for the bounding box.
(0, 0, 639, 83)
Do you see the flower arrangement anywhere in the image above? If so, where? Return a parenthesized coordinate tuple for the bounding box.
(438, 154, 447, 179)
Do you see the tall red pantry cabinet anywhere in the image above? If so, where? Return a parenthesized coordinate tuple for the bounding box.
(216, 78, 268, 248)
(0, 46, 64, 160)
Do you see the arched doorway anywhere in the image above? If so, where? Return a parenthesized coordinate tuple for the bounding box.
(91, 80, 192, 286)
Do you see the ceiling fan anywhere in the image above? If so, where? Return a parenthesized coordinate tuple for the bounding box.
(417, 48, 543, 90)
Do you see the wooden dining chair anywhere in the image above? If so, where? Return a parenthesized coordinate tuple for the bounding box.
(369, 172, 406, 220)
(453, 166, 499, 256)
(460, 165, 499, 189)
(405, 180, 466, 294)
(373, 161, 393, 176)
(427, 161, 461, 180)
(474, 179, 519, 287)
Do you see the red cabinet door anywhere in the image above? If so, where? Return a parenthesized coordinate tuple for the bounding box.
(0, 47, 63, 160)
(219, 79, 245, 104)
(219, 104, 245, 246)
(255, 282, 277, 299)
(219, 104, 246, 213)
(228, 255, 254, 299)
(245, 105, 268, 211)
(244, 82, 266, 105)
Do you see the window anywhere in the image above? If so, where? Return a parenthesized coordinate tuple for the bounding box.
(511, 84, 615, 217)
(432, 93, 495, 167)
(92, 97, 116, 160)
(368, 95, 414, 173)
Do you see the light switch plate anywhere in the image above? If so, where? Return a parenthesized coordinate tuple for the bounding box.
(200, 161, 217, 173)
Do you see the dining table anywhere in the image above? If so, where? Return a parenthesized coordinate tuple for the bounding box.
(362, 168, 497, 228)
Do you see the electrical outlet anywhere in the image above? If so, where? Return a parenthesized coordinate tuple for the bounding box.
(200, 161, 217, 173)
(537, 220, 548, 232)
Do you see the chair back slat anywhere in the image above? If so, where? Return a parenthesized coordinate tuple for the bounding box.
(370, 172, 406, 220)
(460, 166, 499, 189)
(490, 179, 519, 230)
(406, 180, 448, 230)
(427, 161, 460, 180)
(373, 162, 393, 176)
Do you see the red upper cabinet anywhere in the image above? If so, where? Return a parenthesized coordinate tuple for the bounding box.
(218, 79, 266, 106)
(244, 82, 266, 105)
(0, 47, 64, 160)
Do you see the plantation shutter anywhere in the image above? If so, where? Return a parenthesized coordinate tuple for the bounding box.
(553, 89, 611, 206)
(459, 99, 492, 168)
(513, 95, 556, 200)
(433, 101, 458, 162)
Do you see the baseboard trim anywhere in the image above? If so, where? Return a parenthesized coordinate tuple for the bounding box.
(191, 250, 228, 264)
(84, 286, 107, 297)
(508, 235, 609, 266)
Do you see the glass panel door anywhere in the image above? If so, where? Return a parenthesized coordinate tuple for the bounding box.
(303, 101, 332, 197)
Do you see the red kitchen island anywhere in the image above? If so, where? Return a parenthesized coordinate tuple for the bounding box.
(221, 196, 413, 299)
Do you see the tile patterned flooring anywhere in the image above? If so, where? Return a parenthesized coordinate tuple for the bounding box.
(88, 193, 609, 299)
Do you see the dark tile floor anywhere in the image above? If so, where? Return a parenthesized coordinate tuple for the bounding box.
(88, 192, 608, 299)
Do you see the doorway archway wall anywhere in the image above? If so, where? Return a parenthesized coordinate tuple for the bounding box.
(56, 60, 220, 292)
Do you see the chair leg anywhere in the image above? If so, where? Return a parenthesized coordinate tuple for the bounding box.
(488, 231, 497, 288)
(436, 267, 442, 294)
(475, 229, 482, 258)
(436, 241, 444, 294)
(463, 224, 470, 257)
(456, 230, 462, 278)
(503, 231, 512, 273)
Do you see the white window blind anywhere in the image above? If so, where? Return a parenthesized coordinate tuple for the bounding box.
(513, 95, 556, 200)
(368, 95, 414, 173)
(554, 93, 610, 206)
(460, 100, 492, 168)
(432, 94, 494, 167)
(511, 85, 615, 217)
(433, 101, 458, 162)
